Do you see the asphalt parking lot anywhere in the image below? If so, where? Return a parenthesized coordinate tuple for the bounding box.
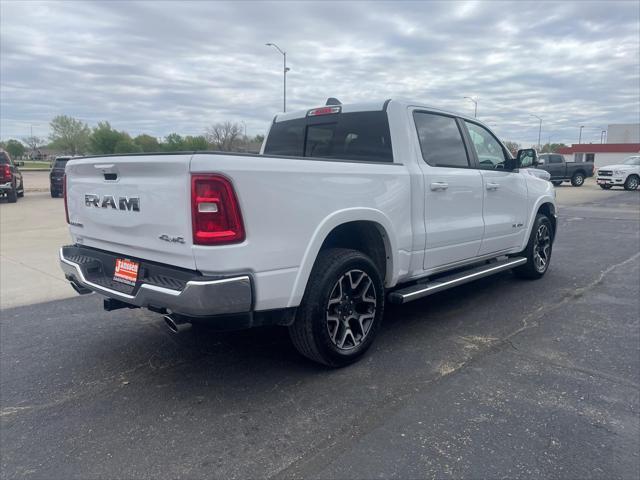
(1, 176, 639, 479)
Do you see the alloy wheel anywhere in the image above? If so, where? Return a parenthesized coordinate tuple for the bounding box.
(326, 269, 377, 350)
(533, 224, 551, 273)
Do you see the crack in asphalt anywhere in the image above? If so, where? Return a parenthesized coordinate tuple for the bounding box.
(269, 250, 640, 479)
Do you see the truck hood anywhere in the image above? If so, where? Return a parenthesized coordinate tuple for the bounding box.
(598, 164, 636, 171)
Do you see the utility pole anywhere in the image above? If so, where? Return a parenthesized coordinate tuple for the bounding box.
(464, 96, 478, 118)
(265, 43, 290, 112)
(530, 114, 542, 151)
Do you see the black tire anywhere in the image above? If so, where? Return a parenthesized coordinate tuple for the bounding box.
(599, 184, 612, 190)
(289, 248, 384, 367)
(6, 184, 17, 203)
(17, 183, 24, 197)
(551, 181, 562, 187)
(624, 175, 639, 191)
(571, 172, 585, 187)
(513, 214, 553, 280)
(51, 190, 58, 198)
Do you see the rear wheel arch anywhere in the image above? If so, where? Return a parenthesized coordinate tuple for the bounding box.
(319, 221, 390, 282)
(289, 211, 397, 308)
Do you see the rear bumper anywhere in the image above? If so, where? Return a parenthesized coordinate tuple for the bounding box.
(0, 181, 13, 192)
(59, 245, 252, 317)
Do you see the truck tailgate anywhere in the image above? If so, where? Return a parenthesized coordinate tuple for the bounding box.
(65, 154, 196, 270)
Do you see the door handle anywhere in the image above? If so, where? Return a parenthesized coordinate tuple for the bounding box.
(486, 182, 500, 191)
(430, 182, 449, 191)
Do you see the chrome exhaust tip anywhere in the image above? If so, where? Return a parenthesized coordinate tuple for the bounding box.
(163, 314, 191, 334)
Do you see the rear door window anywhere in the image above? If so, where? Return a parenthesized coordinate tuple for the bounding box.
(264, 111, 393, 162)
(413, 112, 469, 168)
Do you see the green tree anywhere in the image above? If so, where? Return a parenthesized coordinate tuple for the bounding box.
(162, 133, 185, 152)
(4, 139, 25, 159)
(89, 122, 128, 154)
(49, 115, 90, 155)
(114, 138, 143, 154)
(133, 134, 160, 152)
(183, 135, 209, 151)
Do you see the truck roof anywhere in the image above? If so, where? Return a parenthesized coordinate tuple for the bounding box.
(274, 99, 483, 126)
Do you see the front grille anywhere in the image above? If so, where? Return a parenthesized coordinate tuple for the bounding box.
(598, 170, 612, 177)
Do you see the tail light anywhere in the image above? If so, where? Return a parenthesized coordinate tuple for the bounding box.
(1, 164, 10, 182)
(191, 174, 244, 245)
(63, 174, 70, 224)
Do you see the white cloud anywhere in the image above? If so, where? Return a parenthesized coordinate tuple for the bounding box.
(0, 0, 638, 146)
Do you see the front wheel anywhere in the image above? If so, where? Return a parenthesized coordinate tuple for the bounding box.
(513, 214, 553, 279)
(289, 248, 384, 367)
(624, 175, 639, 191)
(571, 172, 585, 187)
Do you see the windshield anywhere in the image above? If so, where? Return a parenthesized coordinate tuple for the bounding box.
(623, 156, 640, 166)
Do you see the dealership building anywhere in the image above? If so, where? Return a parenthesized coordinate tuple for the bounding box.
(557, 123, 639, 168)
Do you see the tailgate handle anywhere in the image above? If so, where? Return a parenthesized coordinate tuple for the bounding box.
(104, 173, 118, 181)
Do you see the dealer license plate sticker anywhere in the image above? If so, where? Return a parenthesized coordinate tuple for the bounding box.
(113, 258, 139, 286)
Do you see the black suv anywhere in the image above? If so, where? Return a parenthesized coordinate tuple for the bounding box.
(50, 156, 70, 198)
(0, 149, 25, 203)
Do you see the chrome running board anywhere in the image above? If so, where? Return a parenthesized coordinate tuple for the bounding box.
(388, 257, 527, 304)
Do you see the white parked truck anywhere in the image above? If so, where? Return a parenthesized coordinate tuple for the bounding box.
(60, 99, 557, 366)
(596, 156, 640, 190)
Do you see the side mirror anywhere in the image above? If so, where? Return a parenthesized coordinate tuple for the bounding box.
(537, 158, 545, 166)
(516, 148, 538, 168)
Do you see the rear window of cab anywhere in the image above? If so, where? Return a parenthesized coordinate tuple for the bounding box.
(263, 111, 393, 162)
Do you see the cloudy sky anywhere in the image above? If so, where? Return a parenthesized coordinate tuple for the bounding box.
(1, 0, 638, 146)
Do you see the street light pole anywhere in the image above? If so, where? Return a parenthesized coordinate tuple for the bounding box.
(265, 42, 289, 112)
(578, 125, 584, 144)
(601, 130, 606, 144)
(464, 96, 478, 118)
(530, 114, 542, 151)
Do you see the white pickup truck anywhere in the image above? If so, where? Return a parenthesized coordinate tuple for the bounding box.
(60, 99, 557, 366)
